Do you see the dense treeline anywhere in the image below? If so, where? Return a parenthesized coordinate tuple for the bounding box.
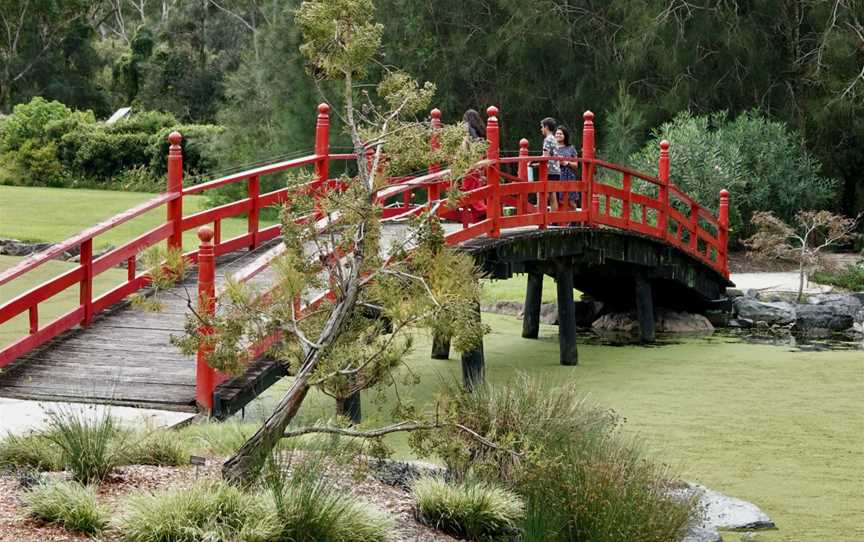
(0, 0, 861, 218)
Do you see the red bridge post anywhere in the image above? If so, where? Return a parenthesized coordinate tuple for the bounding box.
(195, 226, 217, 413)
(429, 108, 442, 204)
(518, 138, 529, 215)
(80, 239, 93, 326)
(167, 132, 183, 252)
(315, 103, 330, 184)
(248, 175, 260, 250)
(719, 189, 730, 277)
(581, 111, 595, 223)
(658, 140, 670, 239)
(486, 106, 501, 238)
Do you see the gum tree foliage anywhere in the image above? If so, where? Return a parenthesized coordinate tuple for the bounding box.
(629, 110, 839, 244)
(172, 0, 488, 484)
(745, 210, 861, 302)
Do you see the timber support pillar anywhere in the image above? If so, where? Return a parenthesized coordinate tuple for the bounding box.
(461, 301, 485, 390)
(522, 270, 543, 339)
(431, 333, 451, 359)
(556, 263, 578, 365)
(336, 388, 362, 424)
(635, 274, 656, 343)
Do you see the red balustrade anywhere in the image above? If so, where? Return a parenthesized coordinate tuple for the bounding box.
(0, 103, 730, 407)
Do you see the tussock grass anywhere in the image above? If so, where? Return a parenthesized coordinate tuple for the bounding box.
(43, 407, 129, 484)
(263, 451, 393, 542)
(412, 476, 524, 541)
(22, 479, 109, 535)
(0, 432, 63, 471)
(127, 430, 190, 466)
(116, 480, 280, 542)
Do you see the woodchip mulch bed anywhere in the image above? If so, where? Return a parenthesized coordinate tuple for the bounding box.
(0, 460, 458, 542)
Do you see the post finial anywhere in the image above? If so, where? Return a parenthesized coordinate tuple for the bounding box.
(486, 105, 499, 119)
(430, 108, 441, 120)
(168, 131, 182, 147)
(519, 138, 529, 149)
(198, 225, 214, 243)
(660, 139, 670, 151)
(720, 188, 729, 199)
(583, 110, 594, 123)
(317, 103, 330, 115)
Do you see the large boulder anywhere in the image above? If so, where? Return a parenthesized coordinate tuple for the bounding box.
(669, 482, 775, 532)
(733, 298, 796, 325)
(592, 310, 714, 334)
(657, 310, 714, 333)
(793, 304, 854, 332)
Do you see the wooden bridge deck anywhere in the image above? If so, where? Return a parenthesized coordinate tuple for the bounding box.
(0, 242, 282, 413)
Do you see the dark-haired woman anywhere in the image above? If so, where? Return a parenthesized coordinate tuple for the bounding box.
(554, 127, 579, 211)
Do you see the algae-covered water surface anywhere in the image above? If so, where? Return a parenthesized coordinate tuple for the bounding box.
(251, 312, 864, 542)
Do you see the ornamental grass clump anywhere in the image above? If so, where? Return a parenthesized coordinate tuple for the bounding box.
(418, 376, 695, 542)
(126, 429, 190, 467)
(43, 407, 129, 484)
(22, 479, 109, 535)
(262, 451, 393, 542)
(0, 432, 63, 471)
(117, 480, 280, 542)
(412, 476, 524, 541)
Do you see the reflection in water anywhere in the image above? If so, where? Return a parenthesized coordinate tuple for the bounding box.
(577, 328, 863, 351)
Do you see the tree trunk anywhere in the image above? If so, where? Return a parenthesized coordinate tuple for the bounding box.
(221, 374, 311, 484)
(222, 223, 366, 485)
(798, 261, 806, 303)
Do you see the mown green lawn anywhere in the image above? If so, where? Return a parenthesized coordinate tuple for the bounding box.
(1, 186, 862, 541)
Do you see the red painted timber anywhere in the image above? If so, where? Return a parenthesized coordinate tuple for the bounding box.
(181, 199, 253, 231)
(182, 155, 321, 195)
(92, 276, 151, 314)
(0, 267, 83, 326)
(0, 307, 85, 367)
(93, 222, 174, 275)
(0, 192, 176, 287)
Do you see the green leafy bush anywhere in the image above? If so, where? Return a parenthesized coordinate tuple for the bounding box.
(117, 480, 280, 542)
(812, 261, 864, 291)
(0, 432, 63, 471)
(629, 111, 839, 244)
(0, 97, 221, 190)
(412, 477, 524, 541)
(416, 376, 694, 542)
(22, 479, 109, 535)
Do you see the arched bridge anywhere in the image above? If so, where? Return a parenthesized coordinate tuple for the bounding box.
(0, 105, 732, 417)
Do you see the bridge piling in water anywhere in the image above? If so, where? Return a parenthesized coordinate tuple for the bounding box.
(461, 301, 485, 390)
(522, 270, 543, 339)
(634, 274, 656, 343)
(556, 264, 578, 365)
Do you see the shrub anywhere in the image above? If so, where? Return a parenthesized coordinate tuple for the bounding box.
(117, 480, 280, 542)
(43, 407, 129, 484)
(812, 261, 864, 291)
(416, 376, 694, 542)
(263, 451, 393, 542)
(412, 477, 524, 541)
(629, 110, 839, 244)
(22, 479, 109, 535)
(0, 432, 63, 471)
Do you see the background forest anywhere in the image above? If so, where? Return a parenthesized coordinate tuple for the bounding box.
(1, 0, 862, 224)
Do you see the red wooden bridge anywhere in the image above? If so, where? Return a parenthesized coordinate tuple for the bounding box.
(0, 105, 731, 417)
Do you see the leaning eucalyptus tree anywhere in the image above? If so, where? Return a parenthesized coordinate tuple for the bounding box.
(174, 0, 487, 484)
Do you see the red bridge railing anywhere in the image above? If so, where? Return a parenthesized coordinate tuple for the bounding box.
(0, 103, 729, 410)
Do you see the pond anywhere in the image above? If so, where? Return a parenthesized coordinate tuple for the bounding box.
(248, 312, 863, 542)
